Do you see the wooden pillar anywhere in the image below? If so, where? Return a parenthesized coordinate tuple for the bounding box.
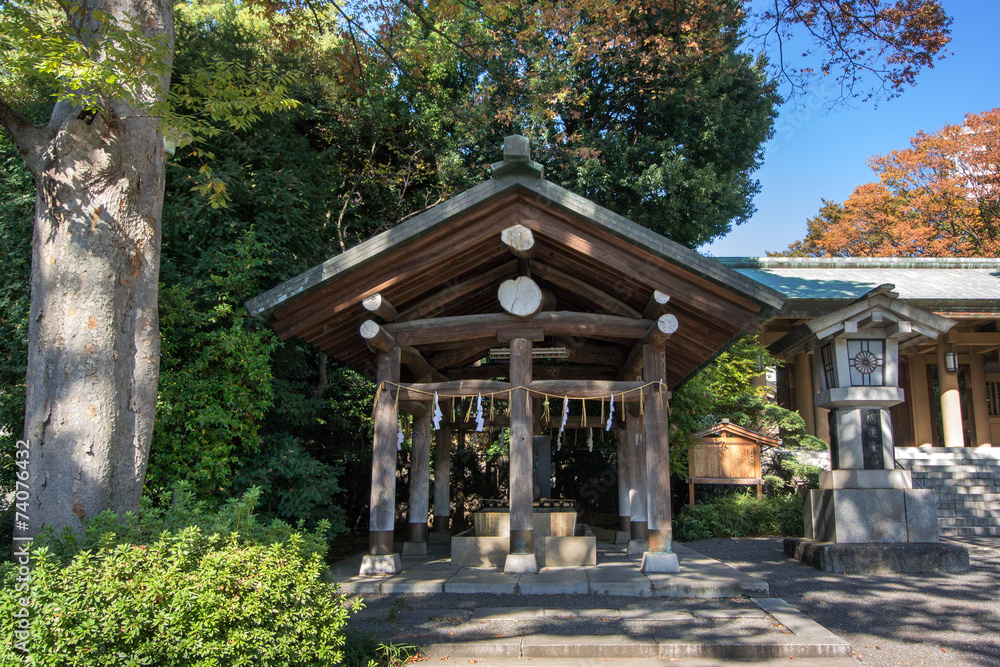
(643, 344, 672, 552)
(454, 430, 467, 529)
(640, 344, 678, 572)
(969, 354, 992, 446)
(794, 353, 816, 436)
(937, 340, 965, 447)
(616, 429, 631, 534)
(505, 337, 538, 573)
(404, 411, 432, 555)
(432, 426, 452, 537)
(360, 347, 402, 575)
(626, 410, 648, 540)
(909, 356, 934, 446)
(811, 356, 831, 445)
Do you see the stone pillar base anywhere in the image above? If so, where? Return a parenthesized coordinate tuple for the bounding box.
(504, 552, 538, 574)
(640, 551, 680, 573)
(401, 541, 429, 556)
(626, 539, 648, 557)
(785, 538, 970, 574)
(805, 487, 939, 543)
(614, 530, 630, 545)
(360, 553, 401, 576)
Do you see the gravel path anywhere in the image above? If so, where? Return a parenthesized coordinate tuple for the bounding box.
(689, 537, 1000, 667)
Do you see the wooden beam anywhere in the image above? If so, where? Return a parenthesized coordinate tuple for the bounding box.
(443, 364, 618, 381)
(362, 320, 447, 380)
(390, 379, 652, 401)
(449, 414, 627, 431)
(360, 319, 395, 353)
(643, 290, 671, 319)
(391, 380, 512, 401)
(501, 224, 536, 259)
(528, 380, 654, 399)
(619, 314, 679, 380)
(395, 260, 518, 323)
(532, 262, 642, 319)
(426, 344, 494, 371)
(401, 346, 449, 383)
(554, 340, 628, 367)
(362, 293, 397, 322)
(399, 400, 429, 417)
(385, 311, 655, 347)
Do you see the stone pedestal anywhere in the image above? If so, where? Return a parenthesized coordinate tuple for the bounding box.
(360, 553, 402, 576)
(640, 551, 679, 573)
(504, 552, 539, 574)
(784, 538, 970, 574)
(804, 487, 940, 543)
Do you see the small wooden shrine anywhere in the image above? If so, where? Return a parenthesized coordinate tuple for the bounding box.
(688, 420, 780, 505)
(247, 136, 785, 576)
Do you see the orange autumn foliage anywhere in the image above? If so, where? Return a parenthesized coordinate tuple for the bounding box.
(780, 108, 1000, 257)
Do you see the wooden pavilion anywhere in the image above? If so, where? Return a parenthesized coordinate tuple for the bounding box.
(246, 136, 785, 575)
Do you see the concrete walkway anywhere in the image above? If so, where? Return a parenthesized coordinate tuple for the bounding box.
(331, 541, 769, 598)
(345, 592, 851, 661)
(336, 541, 853, 662)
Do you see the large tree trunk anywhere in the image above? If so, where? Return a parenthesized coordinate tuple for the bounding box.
(2, 0, 173, 537)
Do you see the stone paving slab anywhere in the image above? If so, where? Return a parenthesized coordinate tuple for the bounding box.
(542, 607, 622, 619)
(520, 633, 660, 659)
(417, 637, 523, 659)
(423, 658, 862, 666)
(443, 567, 520, 594)
(470, 607, 544, 621)
(369, 597, 852, 661)
(331, 541, 769, 598)
(517, 567, 589, 595)
(396, 608, 472, 622)
(617, 608, 695, 621)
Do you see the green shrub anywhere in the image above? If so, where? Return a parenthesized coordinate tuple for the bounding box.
(1, 528, 350, 666)
(764, 453, 823, 493)
(0, 486, 358, 666)
(674, 491, 804, 542)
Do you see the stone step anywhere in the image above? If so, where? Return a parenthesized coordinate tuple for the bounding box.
(910, 471, 1000, 480)
(941, 526, 1000, 537)
(938, 517, 1000, 527)
(935, 496, 1000, 505)
(909, 469, 1000, 477)
(925, 486, 1000, 496)
(909, 465, 1000, 473)
(903, 462, 1000, 468)
(936, 508, 1000, 519)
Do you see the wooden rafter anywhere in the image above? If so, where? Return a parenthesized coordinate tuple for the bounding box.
(532, 262, 642, 319)
(385, 311, 655, 348)
(396, 260, 518, 323)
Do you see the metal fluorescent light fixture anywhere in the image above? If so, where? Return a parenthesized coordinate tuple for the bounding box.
(488, 347, 569, 361)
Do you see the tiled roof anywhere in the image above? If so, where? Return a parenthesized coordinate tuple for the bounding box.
(716, 257, 1000, 302)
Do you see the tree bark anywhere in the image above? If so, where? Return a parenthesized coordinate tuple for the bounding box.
(4, 0, 174, 538)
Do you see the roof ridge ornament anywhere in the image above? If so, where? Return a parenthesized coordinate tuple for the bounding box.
(491, 134, 545, 179)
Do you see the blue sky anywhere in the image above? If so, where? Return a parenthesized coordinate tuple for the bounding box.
(700, 0, 1000, 258)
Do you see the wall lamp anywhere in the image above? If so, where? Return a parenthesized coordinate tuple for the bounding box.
(944, 351, 960, 373)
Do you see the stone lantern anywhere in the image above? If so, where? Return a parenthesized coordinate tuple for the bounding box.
(772, 285, 969, 573)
